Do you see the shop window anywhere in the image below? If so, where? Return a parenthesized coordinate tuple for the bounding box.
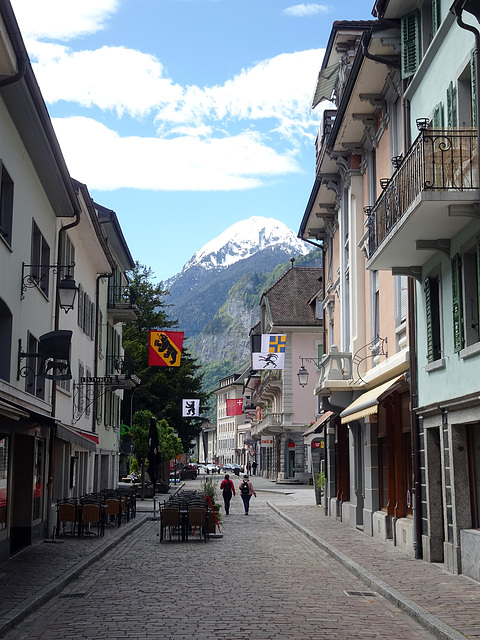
(33, 439, 45, 522)
(0, 435, 9, 530)
(467, 424, 480, 528)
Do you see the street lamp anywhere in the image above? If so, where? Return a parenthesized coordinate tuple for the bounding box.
(21, 262, 78, 313)
(297, 356, 322, 388)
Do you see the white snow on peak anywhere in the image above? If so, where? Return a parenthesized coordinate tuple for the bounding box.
(182, 216, 309, 273)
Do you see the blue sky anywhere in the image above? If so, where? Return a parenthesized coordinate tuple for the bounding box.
(11, 0, 375, 282)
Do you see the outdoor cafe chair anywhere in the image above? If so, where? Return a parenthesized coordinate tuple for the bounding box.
(159, 507, 181, 542)
(80, 502, 105, 537)
(104, 498, 121, 527)
(56, 500, 77, 536)
(187, 506, 208, 542)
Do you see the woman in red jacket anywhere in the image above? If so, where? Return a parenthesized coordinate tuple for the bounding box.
(220, 474, 235, 515)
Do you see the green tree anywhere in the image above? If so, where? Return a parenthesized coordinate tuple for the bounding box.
(131, 410, 182, 476)
(122, 264, 211, 452)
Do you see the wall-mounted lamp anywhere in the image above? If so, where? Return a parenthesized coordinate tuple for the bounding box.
(416, 117, 430, 131)
(21, 262, 78, 312)
(297, 356, 321, 387)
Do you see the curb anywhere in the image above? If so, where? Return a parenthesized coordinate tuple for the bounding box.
(268, 503, 466, 640)
(0, 516, 149, 639)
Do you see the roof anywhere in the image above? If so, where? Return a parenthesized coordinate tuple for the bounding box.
(261, 267, 323, 327)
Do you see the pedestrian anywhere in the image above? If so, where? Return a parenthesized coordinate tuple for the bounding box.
(252, 460, 257, 475)
(220, 474, 235, 515)
(247, 461, 251, 474)
(239, 474, 256, 515)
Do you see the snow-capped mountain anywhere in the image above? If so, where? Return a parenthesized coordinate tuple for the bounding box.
(180, 216, 310, 274)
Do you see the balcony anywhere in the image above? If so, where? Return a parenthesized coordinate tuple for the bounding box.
(314, 345, 353, 396)
(251, 370, 282, 407)
(251, 412, 284, 438)
(107, 285, 141, 323)
(367, 128, 479, 272)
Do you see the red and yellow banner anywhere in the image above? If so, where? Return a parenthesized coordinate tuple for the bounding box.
(148, 330, 184, 366)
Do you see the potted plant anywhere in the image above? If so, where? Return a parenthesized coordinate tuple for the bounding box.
(314, 471, 325, 506)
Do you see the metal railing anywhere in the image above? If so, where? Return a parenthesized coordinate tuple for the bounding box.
(368, 128, 479, 257)
(108, 285, 137, 309)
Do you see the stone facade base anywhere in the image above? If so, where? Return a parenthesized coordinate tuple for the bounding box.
(341, 501, 350, 526)
(422, 534, 444, 563)
(460, 529, 480, 582)
(444, 541, 461, 575)
(395, 517, 414, 556)
(372, 511, 392, 542)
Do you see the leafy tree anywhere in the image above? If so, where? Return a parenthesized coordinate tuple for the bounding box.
(122, 264, 211, 452)
(131, 409, 182, 476)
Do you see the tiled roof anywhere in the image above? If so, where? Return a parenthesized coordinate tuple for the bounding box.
(262, 267, 323, 327)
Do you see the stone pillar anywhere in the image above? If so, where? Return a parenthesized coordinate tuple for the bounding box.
(363, 418, 378, 537)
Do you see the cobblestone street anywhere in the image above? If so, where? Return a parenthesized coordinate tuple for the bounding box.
(2, 496, 437, 640)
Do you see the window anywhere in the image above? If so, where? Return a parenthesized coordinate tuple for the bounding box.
(25, 332, 45, 400)
(401, 11, 420, 79)
(0, 298, 12, 382)
(452, 243, 480, 352)
(0, 163, 13, 245)
(425, 273, 442, 362)
(447, 81, 458, 128)
(467, 424, 480, 528)
(59, 233, 75, 279)
(30, 221, 51, 297)
(0, 435, 9, 531)
(77, 283, 95, 340)
(458, 53, 477, 128)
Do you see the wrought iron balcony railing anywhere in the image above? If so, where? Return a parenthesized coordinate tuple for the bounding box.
(108, 285, 138, 308)
(368, 128, 479, 257)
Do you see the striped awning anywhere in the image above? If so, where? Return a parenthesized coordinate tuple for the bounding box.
(340, 375, 405, 424)
(312, 62, 340, 109)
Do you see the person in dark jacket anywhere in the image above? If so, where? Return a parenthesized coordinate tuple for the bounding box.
(239, 475, 256, 515)
(220, 474, 235, 515)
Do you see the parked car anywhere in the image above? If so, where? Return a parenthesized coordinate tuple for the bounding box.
(205, 463, 220, 474)
(169, 464, 198, 481)
(196, 464, 208, 474)
(222, 463, 243, 475)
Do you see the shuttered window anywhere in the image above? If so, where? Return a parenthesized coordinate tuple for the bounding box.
(447, 81, 458, 127)
(432, 102, 444, 128)
(425, 275, 441, 362)
(451, 254, 464, 352)
(401, 11, 420, 79)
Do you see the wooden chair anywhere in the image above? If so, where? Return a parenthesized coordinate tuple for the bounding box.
(188, 507, 208, 542)
(105, 498, 121, 527)
(56, 501, 77, 536)
(80, 503, 104, 537)
(160, 507, 180, 542)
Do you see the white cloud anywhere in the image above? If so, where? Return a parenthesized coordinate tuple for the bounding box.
(283, 4, 332, 17)
(53, 117, 301, 191)
(11, 0, 118, 40)
(155, 50, 322, 142)
(29, 43, 183, 118)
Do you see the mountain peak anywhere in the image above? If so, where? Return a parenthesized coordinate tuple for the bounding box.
(181, 216, 309, 273)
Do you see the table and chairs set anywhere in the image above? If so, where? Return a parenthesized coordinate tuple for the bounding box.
(56, 487, 137, 538)
(159, 490, 211, 543)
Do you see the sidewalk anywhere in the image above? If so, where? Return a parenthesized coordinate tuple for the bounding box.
(270, 502, 480, 640)
(1, 477, 479, 639)
(0, 486, 179, 638)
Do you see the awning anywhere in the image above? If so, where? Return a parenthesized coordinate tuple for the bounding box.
(340, 375, 405, 424)
(312, 62, 340, 109)
(0, 400, 30, 421)
(303, 411, 334, 436)
(56, 424, 97, 451)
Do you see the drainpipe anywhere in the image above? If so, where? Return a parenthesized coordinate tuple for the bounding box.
(450, 1, 480, 201)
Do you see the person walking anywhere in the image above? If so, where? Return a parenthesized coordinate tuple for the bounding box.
(252, 460, 257, 475)
(220, 474, 235, 515)
(239, 475, 256, 515)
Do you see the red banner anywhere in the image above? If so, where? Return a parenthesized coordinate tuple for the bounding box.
(226, 398, 243, 416)
(149, 330, 184, 366)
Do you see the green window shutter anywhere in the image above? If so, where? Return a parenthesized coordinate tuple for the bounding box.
(425, 277, 434, 363)
(447, 82, 458, 127)
(432, 102, 444, 128)
(432, 0, 440, 35)
(451, 254, 464, 352)
(401, 11, 420, 79)
(472, 50, 477, 128)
